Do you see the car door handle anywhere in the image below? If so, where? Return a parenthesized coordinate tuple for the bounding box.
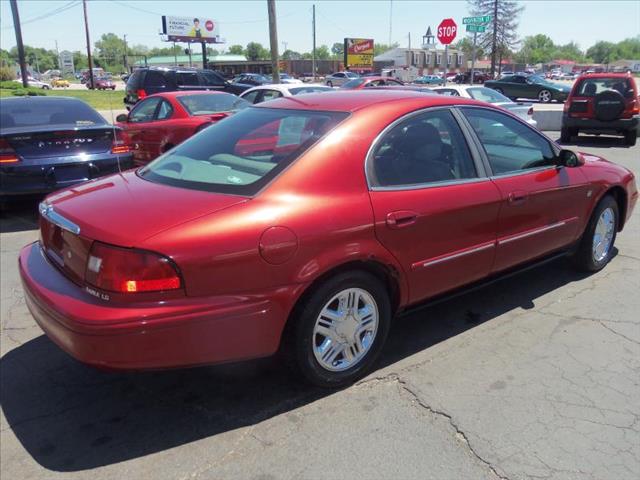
(508, 191, 528, 205)
(386, 211, 418, 229)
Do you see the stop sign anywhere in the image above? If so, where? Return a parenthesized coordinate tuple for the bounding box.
(437, 18, 457, 45)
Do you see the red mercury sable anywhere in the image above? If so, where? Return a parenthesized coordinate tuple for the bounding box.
(19, 90, 638, 387)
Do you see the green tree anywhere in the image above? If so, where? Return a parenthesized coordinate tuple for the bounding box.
(456, 37, 484, 61)
(245, 42, 269, 60)
(0, 48, 12, 68)
(282, 49, 301, 60)
(73, 51, 88, 70)
(516, 34, 555, 64)
(553, 42, 584, 62)
(94, 33, 127, 71)
(228, 44, 245, 56)
(314, 45, 331, 60)
(373, 42, 399, 56)
(586, 41, 616, 63)
(331, 42, 344, 58)
(9, 46, 57, 73)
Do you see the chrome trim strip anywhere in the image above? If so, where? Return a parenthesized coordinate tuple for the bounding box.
(414, 241, 496, 269)
(489, 165, 558, 180)
(371, 176, 490, 192)
(39, 202, 81, 235)
(498, 220, 568, 246)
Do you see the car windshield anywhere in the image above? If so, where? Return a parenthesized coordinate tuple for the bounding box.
(139, 107, 349, 195)
(575, 77, 631, 97)
(341, 78, 366, 89)
(467, 87, 512, 103)
(177, 94, 250, 115)
(345, 72, 359, 78)
(0, 98, 105, 129)
(529, 75, 552, 85)
(289, 86, 333, 95)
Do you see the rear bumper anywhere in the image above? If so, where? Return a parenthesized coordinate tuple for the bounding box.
(563, 114, 640, 133)
(1, 154, 133, 198)
(19, 242, 300, 370)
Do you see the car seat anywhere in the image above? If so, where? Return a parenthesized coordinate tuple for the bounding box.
(584, 83, 597, 96)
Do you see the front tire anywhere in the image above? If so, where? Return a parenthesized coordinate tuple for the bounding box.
(571, 195, 618, 272)
(326, 80, 333, 87)
(285, 271, 391, 388)
(538, 89, 552, 103)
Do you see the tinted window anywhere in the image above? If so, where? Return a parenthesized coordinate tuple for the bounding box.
(0, 98, 105, 129)
(575, 77, 631, 97)
(241, 90, 261, 104)
(129, 97, 161, 123)
(144, 71, 169, 88)
(501, 76, 515, 83)
(467, 87, 511, 103)
(177, 94, 249, 115)
(370, 109, 477, 188)
(462, 108, 555, 175)
(156, 100, 173, 120)
(177, 72, 200, 86)
(200, 71, 225, 86)
(139, 108, 349, 195)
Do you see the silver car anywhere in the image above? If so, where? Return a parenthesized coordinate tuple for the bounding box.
(432, 85, 538, 127)
(324, 71, 359, 87)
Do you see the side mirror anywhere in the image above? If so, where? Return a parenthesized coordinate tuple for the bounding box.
(115, 113, 128, 123)
(558, 149, 584, 168)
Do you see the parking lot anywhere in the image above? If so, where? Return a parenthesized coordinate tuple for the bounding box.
(1, 133, 638, 480)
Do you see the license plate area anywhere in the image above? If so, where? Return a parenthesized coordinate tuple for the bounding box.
(40, 217, 91, 283)
(52, 165, 89, 183)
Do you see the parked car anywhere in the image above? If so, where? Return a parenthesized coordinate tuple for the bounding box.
(0, 96, 133, 202)
(324, 71, 359, 87)
(340, 76, 404, 89)
(413, 75, 445, 86)
(20, 90, 637, 387)
(266, 73, 303, 84)
(485, 74, 570, 103)
(50, 78, 70, 88)
(24, 78, 51, 90)
(89, 77, 116, 90)
(559, 72, 578, 81)
(453, 72, 490, 84)
(239, 84, 333, 104)
(499, 71, 514, 78)
(124, 67, 249, 110)
(116, 91, 249, 165)
(232, 73, 271, 86)
(432, 85, 537, 127)
(561, 73, 639, 146)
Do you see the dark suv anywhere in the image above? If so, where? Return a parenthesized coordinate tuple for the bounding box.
(124, 68, 251, 109)
(562, 73, 639, 146)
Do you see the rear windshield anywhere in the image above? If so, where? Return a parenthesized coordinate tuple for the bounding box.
(289, 86, 333, 95)
(341, 79, 366, 89)
(0, 99, 105, 129)
(575, 78, 632, 97)
(139, 107, 349, 195)
(177, 94, 249, 115)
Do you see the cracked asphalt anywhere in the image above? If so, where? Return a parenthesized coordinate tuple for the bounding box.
(1, 134, 638, 480)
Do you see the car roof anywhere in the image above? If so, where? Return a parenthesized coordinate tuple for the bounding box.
(147, 90, 229, 99)
(255, 89, 483, 112)
(578, 72, 633, 79)
(241, 84, 329, 95)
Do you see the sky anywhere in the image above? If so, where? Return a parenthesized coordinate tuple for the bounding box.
(1, 0, 639, 55)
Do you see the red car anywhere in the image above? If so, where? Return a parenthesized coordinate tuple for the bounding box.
(20, 91, 638, 387)
(340, 76, 404, 89)
(116, 91, 249, 165)
(561, 72, 639, 146)
(89, 77, 116, 90)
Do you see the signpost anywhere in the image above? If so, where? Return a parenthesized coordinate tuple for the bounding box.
(463, 15, 492, 85)
(437, 19, 457, 84)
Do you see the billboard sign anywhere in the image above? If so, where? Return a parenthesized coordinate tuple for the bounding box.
(162, 16, 222, 43)
(59, 50, 74, 75)
(344, 38, 374, 71)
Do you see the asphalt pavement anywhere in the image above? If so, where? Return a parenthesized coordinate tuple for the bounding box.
(1, 133, 638, 480)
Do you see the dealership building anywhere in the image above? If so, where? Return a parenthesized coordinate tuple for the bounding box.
(374, 46, 465, 74)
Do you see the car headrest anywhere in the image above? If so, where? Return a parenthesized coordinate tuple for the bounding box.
(584, 83, 597, 96)
(399, 123, 442, 152)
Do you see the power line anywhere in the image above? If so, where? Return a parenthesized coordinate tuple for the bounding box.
(2, 1, 80, 30)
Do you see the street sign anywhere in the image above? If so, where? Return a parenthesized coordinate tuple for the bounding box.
(466, 24, 486, 33)
(463, 15, 493, 25)
(437, 18, 457, 45)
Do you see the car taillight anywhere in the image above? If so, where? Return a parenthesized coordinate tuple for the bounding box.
(85, 242, 182, 293)
(0, 138, 19, 164)
(563, 101, 570, 113)
(630, 98, 639, 115)
(111, 130, 131, 154)
(136, 89, 147, 99)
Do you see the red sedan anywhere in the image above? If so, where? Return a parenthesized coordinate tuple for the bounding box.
(340, 76, 404, 89)
(116, 91, 249, 165)
(20, 91, 638, 387)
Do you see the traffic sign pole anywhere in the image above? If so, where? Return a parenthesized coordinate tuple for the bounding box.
(471, 31, 477, 85)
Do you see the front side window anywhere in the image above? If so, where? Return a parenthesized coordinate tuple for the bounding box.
(200, 71, 225, 87)
(129, 97, 161, 123)
(370, 109, 477, 188)
(462, 107, 556, 175)
(139, 108, 348, 195)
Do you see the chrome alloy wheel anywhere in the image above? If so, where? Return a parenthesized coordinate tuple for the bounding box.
(312, 288, 379, 372)
(538, 89, 552, 102)
(592, 207, 615, 262)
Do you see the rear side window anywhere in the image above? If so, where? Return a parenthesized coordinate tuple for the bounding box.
(177, 72, 200, 86)
(145, 71, 169, 88)
(241, 90, 260, 104)
(139, 108, 349, 195)
(0, 99, 105, 129)
(370, 109, 477, 188)
(575, 78, 631, 97)
(200, 71, 225, 86)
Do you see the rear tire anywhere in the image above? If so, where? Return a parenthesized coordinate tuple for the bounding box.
(283, 271, 391, 388)
(326, 81, 333, 87)
(570, 195, 618, 272)
(624, 129, 637, 146)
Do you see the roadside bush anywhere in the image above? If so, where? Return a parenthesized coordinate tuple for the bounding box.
(11, 87, 46, 96)
(0, 67, 16, 82)
(0, 80, 22, 89)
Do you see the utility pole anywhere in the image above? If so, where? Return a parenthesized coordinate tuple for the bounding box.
(312, 4, 316, 80)
(123, 34, 128, 72)
(55, 40, 60, 69)
(173, 42, 177, 66)
(281, 41, 288, 54)
(470, 31, 477, 85)
(10, 0, 29, 87)
(201, 42, 208, 69)
(490, 0, 498, 76)
(268, 0, 280, 83)
(83, 0, 95, 89)
(388, 0, 393, 46)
